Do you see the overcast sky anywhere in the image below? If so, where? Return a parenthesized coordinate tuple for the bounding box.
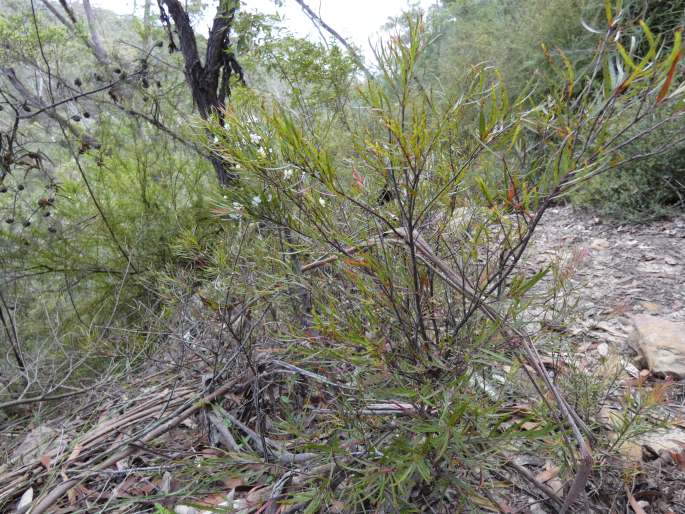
(92, 0, 436, 58)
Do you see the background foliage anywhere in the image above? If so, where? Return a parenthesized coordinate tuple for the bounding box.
(0, 0, 684, 512)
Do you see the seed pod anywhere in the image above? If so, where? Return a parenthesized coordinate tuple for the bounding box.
(43, 211, 51, 218)
(22, 220, 31, 227)
(156, 40, 163, 48)
(74, 77, 82, 87)
(48, 226, 57, 233)
(72, 115, 81, 122)
(142, 78, 149, 89)
(83, 111, 91, 118)
(17, 184, 24, 191)
(113, 67, 122, 74)
(5, 218, 14, 224)
(0, 186, 7, 193)
(22, 104, 31, 112)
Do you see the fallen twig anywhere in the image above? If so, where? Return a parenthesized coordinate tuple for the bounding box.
(216, 407, 317, 465)
(26, 374, 246, 514)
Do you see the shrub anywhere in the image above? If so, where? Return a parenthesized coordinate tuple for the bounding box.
(196, 9, 685, 511)
(572, 117, 685, 221)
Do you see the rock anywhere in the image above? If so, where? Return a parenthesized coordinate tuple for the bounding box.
(641, 301, 664, 314)
(590, 238, 610, 250)
(11, 426, 64, 464)
(634, 428, 685, 454)
(597, 342, 609, 357)
(617, 428, 685, 462)
(628, 315, 685, 377)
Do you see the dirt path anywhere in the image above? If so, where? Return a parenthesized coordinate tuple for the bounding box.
(531, 205, 685, 342)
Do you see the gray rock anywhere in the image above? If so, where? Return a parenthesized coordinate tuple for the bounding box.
(629, 315, 685, 377)
(10, 425, 63, 464)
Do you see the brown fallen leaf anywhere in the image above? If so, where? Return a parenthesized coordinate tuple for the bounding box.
(671, 451, 685, 471)
(626, 486, 647, 514)
(534, 464, 560, 483)
(39, 454, 52, 471)
(61, 470, 76, 505)
(223, 476, 245, 489)
(67, 443, 82, 462)
(521, 421, 541, 431)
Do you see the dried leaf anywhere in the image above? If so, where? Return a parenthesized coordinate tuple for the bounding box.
(67, 443, 82, 462)
(672, 451, 685, 471)
(16, 487, 33, 514)
(39, 454, 52, 470)
(521, 421, 541, 431)
(657, 48, 682, 104)
(626, 486, 648, 514)
(534, 464, 560, 483)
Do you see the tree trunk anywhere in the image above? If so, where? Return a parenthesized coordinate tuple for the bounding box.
(158, 0, 244, 185)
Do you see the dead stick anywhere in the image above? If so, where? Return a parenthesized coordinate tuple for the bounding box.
(29, 376, 245, 514)
(0, 388, 89, 410)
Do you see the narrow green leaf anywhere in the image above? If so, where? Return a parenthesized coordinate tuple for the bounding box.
(513, 266, 550, 297)
(479, 109, 487, 140)
(475, 176, 494, 205)
(604, 0, 613, 25)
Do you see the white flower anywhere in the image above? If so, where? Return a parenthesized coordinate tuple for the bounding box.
(213, 136, 219, 144)
(257, 147, 265, 156)
(319, 197, 326, 207)
(250, 133, 262, 144)
(251, 195, 261, 207)
(283, 168, 293, 180)
(229, 202, 243, 220)
(267, 193, 272, 202)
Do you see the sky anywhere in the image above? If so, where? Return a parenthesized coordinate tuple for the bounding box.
(92, 0, 437, 58)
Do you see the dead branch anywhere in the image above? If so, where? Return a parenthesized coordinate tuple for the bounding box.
(0, 387, 88, 410)
(81, 0, 109, 65)
(215, 407, 318, 465)
(19, 374, 246, 514)
(208, 412, 243, 452)
(292, 0, 372, 79)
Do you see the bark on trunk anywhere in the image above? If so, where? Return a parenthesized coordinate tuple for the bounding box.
(158, 0, 244, 185)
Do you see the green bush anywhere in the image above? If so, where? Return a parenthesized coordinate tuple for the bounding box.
(421, 0, 685, 221)
(572, 133, 685, 221)
(196, 11, 685, 510)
